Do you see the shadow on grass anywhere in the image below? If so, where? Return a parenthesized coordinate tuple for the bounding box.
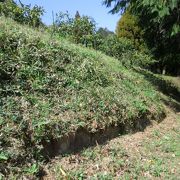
(135, 68, 180, 112)
(42, 109, 167, 159)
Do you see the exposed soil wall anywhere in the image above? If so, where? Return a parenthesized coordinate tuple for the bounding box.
(42, 112, 165, 157)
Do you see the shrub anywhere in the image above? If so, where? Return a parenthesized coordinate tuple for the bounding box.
(0, 0, 44, 27)
(53, 11, 96, 47)
(99, 35, 154, 68)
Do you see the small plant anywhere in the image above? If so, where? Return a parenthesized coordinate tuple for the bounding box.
(24, 164, 39, 175)
(0, 152, 8, 161)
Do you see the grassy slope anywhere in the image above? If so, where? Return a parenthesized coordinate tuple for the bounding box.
(0, 17, 164, 177)
(45, 77, 180, 179)
(162, 76, 180, 92)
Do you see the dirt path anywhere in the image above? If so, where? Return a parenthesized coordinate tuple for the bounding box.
(43, 107, 180, 179)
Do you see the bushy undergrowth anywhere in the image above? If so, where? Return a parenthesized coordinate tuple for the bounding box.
(0, 0, 44, 27)
(0, 17, 164, 177)
(99, 35, 155, 68)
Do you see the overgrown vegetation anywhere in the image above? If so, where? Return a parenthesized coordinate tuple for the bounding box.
(52, 11, 96, 47)
(104, 0, 180, 75)
(0, 0, 44, 27)
(98, 35, 154, 68)
(51, 11, 154, 68)
(0, 0, 179, 178)
(0, 17, 164, 178)
(116, 10, 146, 52)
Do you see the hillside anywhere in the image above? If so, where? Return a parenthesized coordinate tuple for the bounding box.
(44, 77, 180, 179)
(0, 17, 165, 178)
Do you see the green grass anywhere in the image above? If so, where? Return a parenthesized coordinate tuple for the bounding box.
(162, 75, 180, 92)
(0, 17, 165, 178)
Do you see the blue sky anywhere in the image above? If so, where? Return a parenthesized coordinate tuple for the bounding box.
(19, 0, 120, 32)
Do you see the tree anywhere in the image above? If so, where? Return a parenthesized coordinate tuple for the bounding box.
(99, 34, 154, 67)
(0, 0, 44, 27)
(116, 10, 145, 51)
(103, 0, 180, 75)
(54, 11, 73, 37)
(75, 10, 80, 19)
(97, 27, 114, 38)
(99, 34, 134, 58)
(73, 15, 96, 45)
(95, 27, 114, 50)
(54, 11, 96, 47)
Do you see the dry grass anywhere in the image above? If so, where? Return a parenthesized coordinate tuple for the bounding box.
(44, 106, 180, 179)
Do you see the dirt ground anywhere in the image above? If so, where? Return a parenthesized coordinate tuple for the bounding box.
(42, 105, 180, 179)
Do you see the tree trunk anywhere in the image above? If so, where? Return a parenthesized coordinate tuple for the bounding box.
(162, 66, 166, 75)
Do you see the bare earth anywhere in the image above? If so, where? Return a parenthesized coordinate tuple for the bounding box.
(43, 106, 180, 179)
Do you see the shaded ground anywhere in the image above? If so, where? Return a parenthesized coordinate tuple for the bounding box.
(42, 105, 180, 179)
(134, 69, 180, 103)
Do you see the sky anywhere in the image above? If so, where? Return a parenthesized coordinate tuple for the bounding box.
(19, 0, 120, 32)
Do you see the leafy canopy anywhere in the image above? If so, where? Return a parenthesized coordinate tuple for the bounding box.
(116, 10, 145, 51)
(0, 0, 44, 27)
(103, 0, 180, 75)
(103, 0, 180, 37)
(54, 11, 96, 46)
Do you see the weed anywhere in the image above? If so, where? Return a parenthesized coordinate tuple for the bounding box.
(0, 17, 166, 178)
(24, 164, 39, 175)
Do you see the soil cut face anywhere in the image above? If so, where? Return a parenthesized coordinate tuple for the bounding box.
(43, 106, 180, 179)
(42, 113, 164, 157)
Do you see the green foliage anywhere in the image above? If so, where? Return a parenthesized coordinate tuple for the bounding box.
(104, 0, 180, 36)
(52, 11, 154, 69)
(99, 35, 133, 58)
(116, 10, 146, 51)
(53, 11, 73, 37)
(99, 35, 154, 67)
(0, 152, 8, 161)
(103, 0, 180, 75)
(73, 15, 96, 45)
(53, 11, 153, 69)
(0, 17, 164, 177)
(134, 0, 180, 75)
(0, 0, 44, 27)
(97, 27, 114, 39)
(53, 11, 96, 47)
(24, 164, 39, 175)
(134, 0, 180, 36)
